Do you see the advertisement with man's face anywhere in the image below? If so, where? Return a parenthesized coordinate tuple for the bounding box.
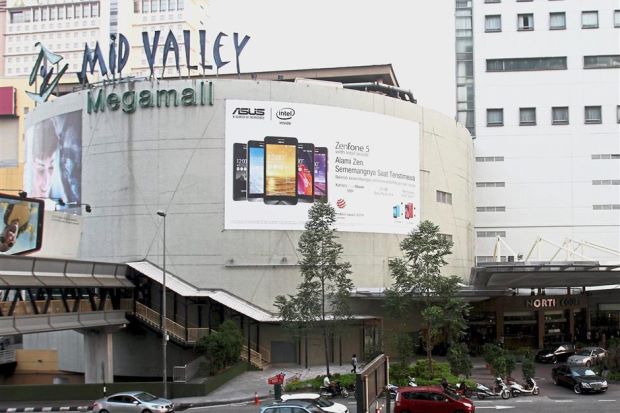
(24, 110, 82, 209)
(0, 193, 44, 255)
(225, 100, 420, 234)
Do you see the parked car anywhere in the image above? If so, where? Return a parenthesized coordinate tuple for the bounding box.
(567, 347, 607, 366)
(535, 343, 576, 363)
(92, 391, 174, 413)
(280, 393, 348, 413)
(551, 365, 608, 394)
(260, 400, 324, 413)
(395, 386, 475, 413)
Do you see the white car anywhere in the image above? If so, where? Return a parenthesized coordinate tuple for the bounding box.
(567, 347, 607, 367)
(280, 393, 348, 413)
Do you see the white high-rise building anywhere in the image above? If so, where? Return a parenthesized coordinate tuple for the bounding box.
(457, 0, 620, 264)
(3, 0, 206, 78)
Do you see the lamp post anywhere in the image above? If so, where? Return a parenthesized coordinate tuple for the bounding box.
(156, 210, 167, 397)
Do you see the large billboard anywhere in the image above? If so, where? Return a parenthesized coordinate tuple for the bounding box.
(225, 100, 420, 234)
(24, 110, 82, 209)
(0, 193, 44, 255)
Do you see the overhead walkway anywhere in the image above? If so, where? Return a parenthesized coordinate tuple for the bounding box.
(0, 255, 133, 335)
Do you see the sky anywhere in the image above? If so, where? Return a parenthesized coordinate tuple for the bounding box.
(206, 0, 455, 117)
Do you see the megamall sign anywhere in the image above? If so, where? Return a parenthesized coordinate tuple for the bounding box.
(27, 28, 250, 103)
(86, 81, 213, 114)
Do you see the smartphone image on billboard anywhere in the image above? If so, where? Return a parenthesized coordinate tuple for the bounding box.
(0, 193, 44, 255)
(247, 140, 265, 201)
(392, 205, 400, 219)
(405, 203, 414, 219)
(296, 143, 315, 203)
(232, 143, 247, 201)
(313, 147, 328, 202)
(264, 136, 298, 205)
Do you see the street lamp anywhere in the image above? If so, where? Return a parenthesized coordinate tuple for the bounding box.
(156, 210, 167, 398)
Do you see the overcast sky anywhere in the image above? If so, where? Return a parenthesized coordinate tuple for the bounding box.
(207, 0, 455, 117)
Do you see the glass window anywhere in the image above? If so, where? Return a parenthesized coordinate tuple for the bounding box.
(582, 11, 599, 29)
(10, 11, 24, 23)
(486, 57, 567, 72)
(552, 107, 569, 125)
(584, 55, 620, 69)
(485, 15, 502, 32)
(93, 3, 100, 17)
(142, 0, 151, 12)
(75, 5, 81, 18)
(520, 108, 536, 125)
(617, 105, 620, 123)
(550, 12, 566, 29)
(58, 6, 65, 19)
(50, 6, 57, 20)
(169, 0, 177, 11)
(67, 5, 74, 19)
(42, 7, 49, 21)
(33, 8, 40, 21)
(518, 13, 534, 30)
(83, 4, 90, 18)
(487, 108, 504, 126)
(436, 190, 453, 205)
(585, 106, 602, 124)
(485, 0, 500, 3)
(152, 0, 159, 12)
(178, 0, 184, 10)
(615, 10, 620, 27)
(161, 0, 169, 11)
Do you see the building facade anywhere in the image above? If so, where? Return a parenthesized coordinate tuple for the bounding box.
(456, 0, 620, 264)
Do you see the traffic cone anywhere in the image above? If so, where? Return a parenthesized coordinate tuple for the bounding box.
(254, 391, 260, 405)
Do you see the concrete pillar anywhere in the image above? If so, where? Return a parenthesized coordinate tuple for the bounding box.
(495, 309, 504, 342)
(83, 329, 114, 384)
(568, 310, 575, 341)
(537, 311, 545, 349)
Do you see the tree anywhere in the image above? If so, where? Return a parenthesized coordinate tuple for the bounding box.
(195, 320, 243, 374)
(275, 202, 354, 376)
(447, 342, 473, 378)
(385, 220, 470, 376)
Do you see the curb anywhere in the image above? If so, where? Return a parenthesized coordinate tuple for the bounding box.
(174, 394, 271, 410)
(0, 407, 92, 413)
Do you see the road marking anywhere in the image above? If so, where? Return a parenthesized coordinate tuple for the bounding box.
(515, 399, 533, 402)
(598, 400, 616, 402)
(554, 400, 574, 403)
(476, 407, 515, 410)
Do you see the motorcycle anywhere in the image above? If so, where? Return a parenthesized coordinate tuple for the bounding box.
(508, 377, 540, 397)
(387, 376, 417, 399)
(475, 377, 511, 400)
(320, 381, 349, 398)
(455, 381, 473, 398)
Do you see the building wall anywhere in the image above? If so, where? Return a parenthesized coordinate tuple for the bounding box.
(471, 0, 620, 263)
(25, 79, 475, 314)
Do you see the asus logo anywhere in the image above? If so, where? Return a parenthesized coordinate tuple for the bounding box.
(233, 108, 265, 116)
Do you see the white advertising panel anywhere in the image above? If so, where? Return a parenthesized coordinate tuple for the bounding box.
(225, 100, 420, 234)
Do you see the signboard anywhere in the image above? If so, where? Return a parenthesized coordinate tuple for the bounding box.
(0, 193, 44, 255)
(225, 100, 420, 234)
(24, 111, 82, 208)
(0, 87, 16, 116)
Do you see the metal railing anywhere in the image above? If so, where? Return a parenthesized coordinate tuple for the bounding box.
(0, 298, 133, 317)
(133, 301, 269, 369)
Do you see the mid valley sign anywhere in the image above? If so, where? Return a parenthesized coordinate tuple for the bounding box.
(27, 29, 250, 103)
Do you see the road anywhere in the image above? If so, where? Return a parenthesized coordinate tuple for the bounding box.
(181, 385, 620, 413)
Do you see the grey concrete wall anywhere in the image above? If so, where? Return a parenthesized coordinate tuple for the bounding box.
(26, 79, 474, 313)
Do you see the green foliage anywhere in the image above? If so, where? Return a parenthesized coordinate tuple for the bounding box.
(447, 342, 473, 378)
(607, 337, 620, 373)
(505, 352, 516, 378)
(482, 343, 503, 366)
(274, 202, 354, 376)
(390, 360, 474, 387)
(392, 332, 415, 366)
(194, 320, 243, 375)
(283, 373, 356, 392)
(385, 220, 470, 377)
(521, 349, 536, 379)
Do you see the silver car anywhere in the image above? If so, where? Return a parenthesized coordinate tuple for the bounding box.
(93, 391, 174, 413)
(567, 347, 607, 367)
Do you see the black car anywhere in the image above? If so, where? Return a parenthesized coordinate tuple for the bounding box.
(551, 365, 608, 394)
(536, 343, 576, 363)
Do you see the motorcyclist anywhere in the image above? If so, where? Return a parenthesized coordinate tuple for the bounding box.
(441, 377, 449, 391)
(323, 375, 335, 396)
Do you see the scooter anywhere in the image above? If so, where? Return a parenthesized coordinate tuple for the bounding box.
(508, 377, 540, 397)
(387, 376, 417, 399)
(455, 381, 473, 398)
(475, 377, 511, 400)
(320, 382, 350, 398)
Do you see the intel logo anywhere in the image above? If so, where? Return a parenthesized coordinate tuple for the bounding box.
(276, 108, 295, 120)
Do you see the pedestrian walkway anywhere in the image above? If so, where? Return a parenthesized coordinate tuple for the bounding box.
(172, 363, 355, 408)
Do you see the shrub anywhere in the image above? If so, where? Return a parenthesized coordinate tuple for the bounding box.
(521, 349, 536, 379)
(195, 320, 243, 375)
(447, 343, 473, 378)
(505, 352, 516, 378)
(482, 343, 503, 366)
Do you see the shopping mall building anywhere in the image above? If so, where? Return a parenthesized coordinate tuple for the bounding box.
(1, 63, 618, 380)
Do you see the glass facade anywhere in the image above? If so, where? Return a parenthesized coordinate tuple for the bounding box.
(455, 0, 475, 137)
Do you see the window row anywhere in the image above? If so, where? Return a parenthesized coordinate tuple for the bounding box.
(477, 231, 506, 238)
(9, 2, 100, 23)
(477, 206, 506, 212)
(487, 55, 620, 72)
(486, 106, 620, 126)
(476, 181, 505, 188)
(141, 0, 185, 13)
(593, 204, 620, 210)
(476, 156, 504, 162)
(476, 154, 620, 161)
(592, 180, 620, 185)
(485, 10, 620, 32)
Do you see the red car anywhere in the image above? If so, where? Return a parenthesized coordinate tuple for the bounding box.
(394, 386, 475, 413)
